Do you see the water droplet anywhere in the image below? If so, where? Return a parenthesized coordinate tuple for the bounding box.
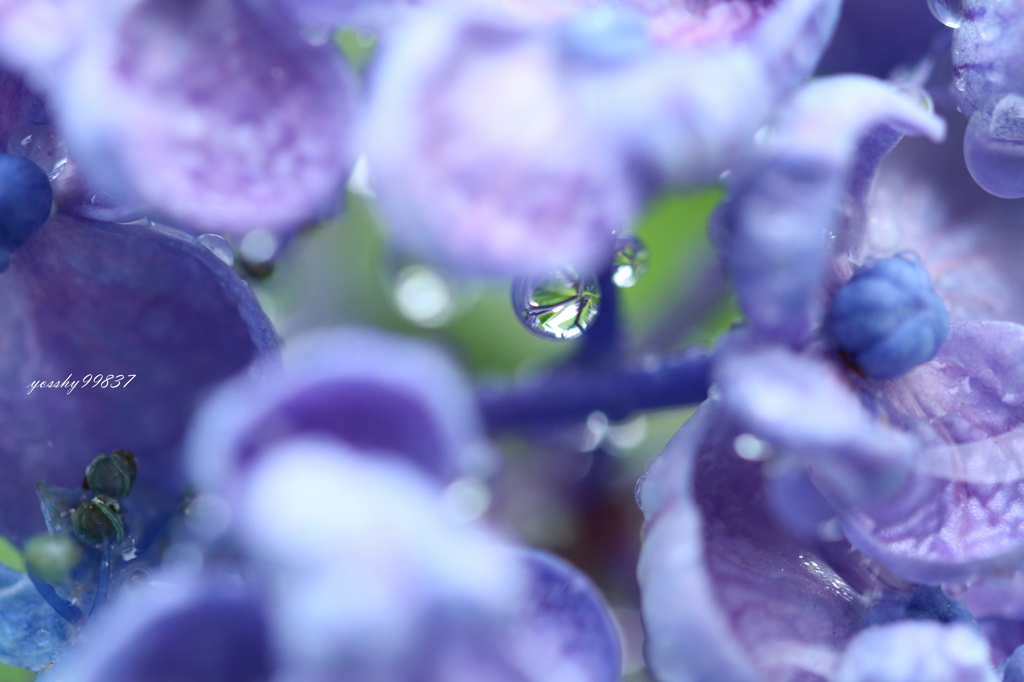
(196, 234, 234, 266)
(611, 237, 650, 288)
(512, 268, 601, 340)
(964, 98, 1024, 198)
(895, 84, 934, 112)
(733, 433, 771, 461)
(927, 0, 963, 27)
(394, 264, 453, 327)
(6, 122, 67, 180)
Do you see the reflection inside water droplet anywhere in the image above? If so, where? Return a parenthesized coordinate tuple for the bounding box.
(512, 268, 601, 340)
(7, 123, 67, 180)
(611, 237, 650, 288)
(926, 0, 963, 28)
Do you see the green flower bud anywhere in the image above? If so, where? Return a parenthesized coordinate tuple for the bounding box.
(23, 534, 82, 582)
(85, 449, 137, 499)
(71, 496, 125, 546)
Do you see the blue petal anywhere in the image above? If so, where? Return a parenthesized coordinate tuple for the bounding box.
(0, 563, 73, 673)
(0, 214, 276, 542)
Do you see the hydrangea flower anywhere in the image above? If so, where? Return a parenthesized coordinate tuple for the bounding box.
(0, 68, 276, 672)
(637, 53, 1024, 680)
(96, 327, 619, 682)
(361, 0, 841, 276)
(0, 0, 356, 234)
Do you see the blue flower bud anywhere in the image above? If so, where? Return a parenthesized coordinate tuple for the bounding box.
(825, 254, 949, 379)
(861, 586, 975, 628)
(0, 153, 52, 265)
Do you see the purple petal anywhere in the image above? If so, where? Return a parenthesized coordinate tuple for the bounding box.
(234, 439, 520, 678)
(842, 322, 1024, 581)
(715, 339, 915, 509)
(712, 76, 945, 346)
(0, 213, 275, 541)
(48, 573, 272, 682)
(362, 5, 635, 276)
(833, 621, 997, 682)
(48, 0, 354, 233)
(638, 402, 864, 682)
(516, 549, 621, 682)
(186, 327, 495, 495)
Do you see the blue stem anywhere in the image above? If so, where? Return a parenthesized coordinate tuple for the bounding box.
(478, 348, 711, 429)
(28, 572, 82, 624)
(574, 270, 622, 368)
(89, 541, 111, 618)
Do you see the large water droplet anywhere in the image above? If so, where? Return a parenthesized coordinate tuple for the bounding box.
(611, 236, 649, 288)
(964, 97, 1024, 199)
(927, 0, 963, 27)
(195, 234, 234, 266)
(7, 123, 67, 180)
(512, 268, 600, 340)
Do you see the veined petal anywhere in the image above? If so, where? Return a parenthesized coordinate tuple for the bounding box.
(711, 76, 945, 346)
(715, 340, 915, 511)
(0, 214, 276, 542)
(842, 322, 1024, 582)
(49, 0, 354, 234)
(362, 5, 634, 276)
(186, 326, 495, 496)
(638, 402, 864, 682)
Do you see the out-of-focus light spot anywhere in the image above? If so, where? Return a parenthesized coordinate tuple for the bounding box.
(733, 433, 771, 461)
(441, 477, 492, 523)
(348, 155, 376, 197)
(608, 415, 648, 452)
(395, 265, 454, 327)
(240, 229, 279, 264)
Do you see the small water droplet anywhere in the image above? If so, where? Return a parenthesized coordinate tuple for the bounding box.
(927, 0, 963, 27)
(7, 122, 67, 180)
(733, 433, 771, 461)
(196, 234, 234, 266)
(611, 236, 650, 288)
(895, 84, 934, 112)
(964, 97, 1024, 199)
(512, 268, 601, 340)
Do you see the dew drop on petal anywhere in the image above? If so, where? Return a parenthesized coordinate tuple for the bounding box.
(195, 234, 235, 266)
(7, 122, 68, 180)
(611, 236, 650, 288)
(512, 268, 601, 340)
(964, 99, 1024, 199)
(926, 0, 963, 27)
